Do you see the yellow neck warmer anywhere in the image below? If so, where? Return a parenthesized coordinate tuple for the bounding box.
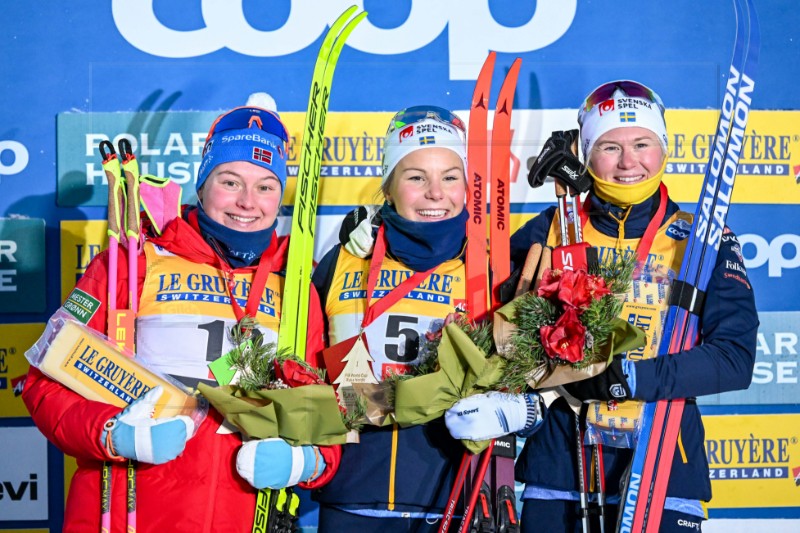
(590, 158, 667, 207)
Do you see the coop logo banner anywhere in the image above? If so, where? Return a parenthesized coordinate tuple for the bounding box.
(111, 0, 576, 80)
(0, 218, 45, 313)
(699, 311, 799, 406)
(0, 140, 29, 182)
(0, 427, 49, 520)
(663, 110, 800, 204)
(57, 111, 388, 208)
(704, 413, 800, 511)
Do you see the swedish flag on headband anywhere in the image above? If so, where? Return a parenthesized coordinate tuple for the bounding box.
(620, 111, 636, 122)
(419, 135, 435, 145)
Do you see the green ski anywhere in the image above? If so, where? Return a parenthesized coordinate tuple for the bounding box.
(278, 5, 367, 360)
(253, 6, 366, 533)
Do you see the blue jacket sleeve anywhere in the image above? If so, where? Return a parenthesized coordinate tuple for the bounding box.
(632, 230, 758, 401)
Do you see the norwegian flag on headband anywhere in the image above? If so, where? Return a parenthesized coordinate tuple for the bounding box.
(252, 147, 273, 164)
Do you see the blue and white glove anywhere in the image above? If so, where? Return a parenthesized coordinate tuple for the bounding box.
(445, 392, 545, 441)
(237, 438, 327, 490)
(101, 386, 194, 465)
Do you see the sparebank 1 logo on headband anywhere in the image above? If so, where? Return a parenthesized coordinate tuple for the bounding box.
(111, 0, 576, 81)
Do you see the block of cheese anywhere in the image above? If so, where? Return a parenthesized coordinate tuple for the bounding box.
(38, 320, 198, 419)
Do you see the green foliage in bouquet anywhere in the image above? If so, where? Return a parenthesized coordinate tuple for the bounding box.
(496, 252, 641, 392)
(227, 317, 326, 392)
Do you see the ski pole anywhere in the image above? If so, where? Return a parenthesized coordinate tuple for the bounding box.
(119, 138, 141, 533)
(99, 140, 124, 533)
(457, 440, 495, 533)
(439, 451, 471, 532)
(576, 411, 591, 533)
(594, 443, 606, 533)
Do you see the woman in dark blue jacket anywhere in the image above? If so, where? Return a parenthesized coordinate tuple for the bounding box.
(445, 80, 758, 532)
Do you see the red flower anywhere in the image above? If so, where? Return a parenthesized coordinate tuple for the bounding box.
(537, 269, 563, 299)
(274, 359, 324, 388)
(538, 269, 612, 311)
(540, 307, 586, 363)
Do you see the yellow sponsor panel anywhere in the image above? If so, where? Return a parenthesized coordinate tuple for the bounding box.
(704, 413, 800, 509)
(664, 110, 800, 204)
(281, 112, 391, 206)
(60, 220, 107, 302)
(0, 323, 45, 418)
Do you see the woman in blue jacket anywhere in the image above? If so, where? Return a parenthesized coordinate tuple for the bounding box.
(445, 80, 758, 532)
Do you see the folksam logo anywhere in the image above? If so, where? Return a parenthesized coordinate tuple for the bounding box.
(111, 0, 576, 80)
(694, 66, 755, 251)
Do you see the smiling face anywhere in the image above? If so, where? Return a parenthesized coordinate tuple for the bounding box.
(198, 160, 282, 232)
(589, 127, 666, 184)
(384, 147, 466, 222)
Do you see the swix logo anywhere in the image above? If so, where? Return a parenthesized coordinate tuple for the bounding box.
(740, 233, 800, 277)
(560, 163, 579, 180)
(111, 0, 577, 80)
(0, 140, 29, 180)
(694, 66, 754, 251)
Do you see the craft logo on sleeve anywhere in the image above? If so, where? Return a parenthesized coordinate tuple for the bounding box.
(0, 218, 45, 313)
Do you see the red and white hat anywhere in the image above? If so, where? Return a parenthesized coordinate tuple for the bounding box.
(381, 106, 467, 184)
(577, 80, 668, 160)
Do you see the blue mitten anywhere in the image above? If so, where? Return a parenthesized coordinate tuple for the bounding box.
(101, 386, 194, 465)
(237, 438, 326, 490)
(445, 392, 545, 440)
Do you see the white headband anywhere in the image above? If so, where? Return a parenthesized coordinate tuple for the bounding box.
(381, 117, 467, 184)
(579, 89, 668, 160)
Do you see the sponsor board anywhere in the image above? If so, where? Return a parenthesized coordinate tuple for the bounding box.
(0, 427, 48, 520)
(0, 324, 44, 418)
(704, 413, 800, 511)
(700, 312, 799, 406)
(60, 220, 107, 302)
(0, 219, 46, 313)
(723, 205, 800, 313)
(57, 111, 389, 207)
(57, 110, 800, 210)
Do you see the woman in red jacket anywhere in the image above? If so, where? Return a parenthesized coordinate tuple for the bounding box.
(23, 106, 336, 532)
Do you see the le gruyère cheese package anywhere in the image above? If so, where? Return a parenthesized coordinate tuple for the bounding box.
(26, 315, 203, 421)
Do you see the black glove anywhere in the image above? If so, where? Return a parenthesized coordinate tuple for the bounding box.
(338, 205, 382, 258)
(527, 129, 592, 193)
(563, 356, 632, 402)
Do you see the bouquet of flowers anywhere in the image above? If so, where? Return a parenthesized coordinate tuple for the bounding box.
(494, 254, 645, 392)
(391, 253, 645, 452)
(197, 317, 357, 446)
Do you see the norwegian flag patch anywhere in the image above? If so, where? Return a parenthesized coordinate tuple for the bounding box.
(252, 147, 273, 164)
